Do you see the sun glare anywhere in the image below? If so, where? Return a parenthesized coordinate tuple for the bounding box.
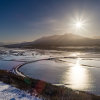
(75, 21, 83, 29)
(69, 16, 88, 33)
(63, 58, 90, 90)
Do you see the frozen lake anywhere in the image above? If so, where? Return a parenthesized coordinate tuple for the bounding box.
(19, 58, 100, 95)
(0, 47, 100, 95)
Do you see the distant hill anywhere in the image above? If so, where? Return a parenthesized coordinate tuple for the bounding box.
(0, 42, 6, 46)
(32, 34, 90, 46)
(0, 42, 18, 47)
(4, 33, 100, 48)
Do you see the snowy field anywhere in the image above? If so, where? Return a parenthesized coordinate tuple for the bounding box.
(0, 81, 42, 100)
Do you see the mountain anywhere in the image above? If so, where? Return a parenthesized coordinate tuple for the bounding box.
(0, 42, 6, 46)
(32, 34, 89, 46)
(25, 33, 100, 47)
(0, 42, 18, 47)
(4, 33, 100, 48)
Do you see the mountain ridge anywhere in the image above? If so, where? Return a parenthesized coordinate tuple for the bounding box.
(4, 33, 100, 48)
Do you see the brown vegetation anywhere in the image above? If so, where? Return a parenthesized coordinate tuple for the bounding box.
(0, 70, 100, 100)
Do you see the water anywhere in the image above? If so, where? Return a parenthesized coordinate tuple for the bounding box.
(0, 47, 100, 95)
(0, 60, 23, 71)
(19, 55, 100, 95)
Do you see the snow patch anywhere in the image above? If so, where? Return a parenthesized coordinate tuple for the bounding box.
(0, 82, 43, 100)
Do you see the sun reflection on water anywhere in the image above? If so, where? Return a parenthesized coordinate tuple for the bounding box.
(63, 58, 90, 90)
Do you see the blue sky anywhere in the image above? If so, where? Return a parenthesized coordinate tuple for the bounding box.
(0, 0, 100, 42)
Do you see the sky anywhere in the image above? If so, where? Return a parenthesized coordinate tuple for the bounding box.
(0, 0, 100, 42)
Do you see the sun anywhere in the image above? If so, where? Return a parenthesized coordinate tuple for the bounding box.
(75, 21, 83, 29)
(69, 16, 89, 34)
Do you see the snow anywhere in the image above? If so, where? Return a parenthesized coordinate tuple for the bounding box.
(0, 82, 43, 100)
